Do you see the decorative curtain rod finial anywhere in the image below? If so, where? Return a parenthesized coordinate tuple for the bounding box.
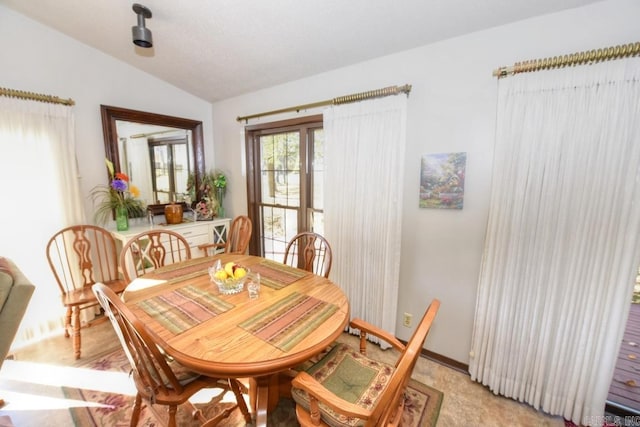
(0, 87, 75, 106)
(492, 41, 640, 78)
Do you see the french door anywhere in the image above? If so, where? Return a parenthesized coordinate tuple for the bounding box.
(148, 135, 190, 203)
(245, 115, 323, 260)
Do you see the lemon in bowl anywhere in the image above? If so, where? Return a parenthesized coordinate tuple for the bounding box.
(209, 261, 249, 294)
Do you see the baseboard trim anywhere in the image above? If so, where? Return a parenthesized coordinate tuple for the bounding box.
(421, 348, 469, 374)
(395, 337, 469, 374)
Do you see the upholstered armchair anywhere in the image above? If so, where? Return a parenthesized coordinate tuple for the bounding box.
(0, 257, 35, 406)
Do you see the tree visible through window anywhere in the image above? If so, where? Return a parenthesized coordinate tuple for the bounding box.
(148, 136, 189, 203)
(245, 115, 323, 259)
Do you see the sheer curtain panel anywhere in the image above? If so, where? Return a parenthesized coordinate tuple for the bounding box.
(0, 97, 84, 346)
(469, 58, 640, 425)
(125, 136, 153, 203)
(323, 96, 407, 348)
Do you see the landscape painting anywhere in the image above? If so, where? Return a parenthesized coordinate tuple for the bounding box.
(419, 152, 466, 209)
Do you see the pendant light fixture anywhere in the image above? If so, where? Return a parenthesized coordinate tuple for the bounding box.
(131, 3, 153, 48)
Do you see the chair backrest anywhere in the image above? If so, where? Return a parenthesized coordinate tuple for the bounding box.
(92, 283, 187, 396)
(46, 225, 121, 295)
(371, 299, 440, 425)
(283, 232, 332, 278)
(225, 215, 252, 254)
(120, 229, 191, 282)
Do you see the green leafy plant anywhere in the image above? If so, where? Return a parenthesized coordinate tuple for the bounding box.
(91, 159, 146, 225)
(186, 170, 227, 219)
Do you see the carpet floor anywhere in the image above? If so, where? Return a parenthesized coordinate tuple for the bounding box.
(1, 320, 569, 426)
(63, 347, 443, 426)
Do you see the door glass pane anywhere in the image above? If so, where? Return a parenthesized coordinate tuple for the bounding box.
(173, 143, 188, 195)
(153, 145, 170, 203)
(312, 129, 324, 210)
(259, 131, 301, 261)
(153, 146, 169, 191)
(248, 119, 323, 258)
(260, 132, 300, 207)
(261, 206, 298, 262)
(310, 128, 325, 235)
(311, 211, 324, 235)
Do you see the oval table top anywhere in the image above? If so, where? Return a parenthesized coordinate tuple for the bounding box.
(123, 253, 350, 378)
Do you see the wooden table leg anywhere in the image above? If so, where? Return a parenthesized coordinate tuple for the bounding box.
(251, 374, 281, 427)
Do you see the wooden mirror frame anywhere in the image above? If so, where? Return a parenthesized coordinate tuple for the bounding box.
(100, 105, 205, 205)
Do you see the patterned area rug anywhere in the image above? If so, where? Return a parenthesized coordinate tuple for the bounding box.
(64, 348, 443, 426)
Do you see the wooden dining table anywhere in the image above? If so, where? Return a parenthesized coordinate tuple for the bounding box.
(122, 253, 350, 426)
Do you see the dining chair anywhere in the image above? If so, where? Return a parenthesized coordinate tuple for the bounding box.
(120, 229, 192, 283)
(283, 232, 332, 278)
(198, 215, 252, 256)
(46, 224, 126, 359)
(291, 299, 440, 427)
(92, 283, 251, 427)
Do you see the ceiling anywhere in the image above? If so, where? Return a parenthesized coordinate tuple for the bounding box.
(2, 0, 601, 103)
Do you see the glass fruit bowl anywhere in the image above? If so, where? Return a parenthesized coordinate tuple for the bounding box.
(208, 260, 249, 295)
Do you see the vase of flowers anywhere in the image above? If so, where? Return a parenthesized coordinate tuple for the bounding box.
(213, 172, 227, 218)
(115, 206, 128, 231)
(190, 170, 227, 220)
(91, 159, 146, 230)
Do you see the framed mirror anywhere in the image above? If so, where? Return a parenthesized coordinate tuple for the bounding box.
(100, 105, 205, 207)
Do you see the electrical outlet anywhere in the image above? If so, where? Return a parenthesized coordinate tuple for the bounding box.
(403, 312, 412, 327)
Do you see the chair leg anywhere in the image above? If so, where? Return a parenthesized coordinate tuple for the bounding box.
(64, 307, 72, 338)
(230, 378, 252, 423)
(167, 405, 178, 427)
(130, 394, 142, 427)
(73, 307, 81, 359)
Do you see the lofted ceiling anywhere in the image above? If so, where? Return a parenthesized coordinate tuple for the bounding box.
(1, 0, 601, 103)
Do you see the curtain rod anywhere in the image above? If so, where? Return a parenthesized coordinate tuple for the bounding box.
(130, 129, 187, 139)
(236, 83, 412, 123)
(0, 87, 75, 106)
(493, 41, 640, 78)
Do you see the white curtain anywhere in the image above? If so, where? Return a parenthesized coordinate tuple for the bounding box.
(0, 97, 84, 346)
(469, 58, 640, 425)
(123, 136, 153, 205)
(323, 95, 407, 349)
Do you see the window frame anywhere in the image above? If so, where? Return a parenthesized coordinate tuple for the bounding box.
(244, 114, 323, 256)
(148, 135, 190, 203)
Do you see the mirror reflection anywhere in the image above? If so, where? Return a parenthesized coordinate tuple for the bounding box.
(100, 104, 205, 212)
(115, 121, 192, 204)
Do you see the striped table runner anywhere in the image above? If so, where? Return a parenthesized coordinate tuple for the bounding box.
(137, 285, 234, 335)
(151, 257, 214, 281)
(249, 259, 310, 290)
(239, 292, 338, 352)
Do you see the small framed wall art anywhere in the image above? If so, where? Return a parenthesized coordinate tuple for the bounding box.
(419, 152, 466, 209)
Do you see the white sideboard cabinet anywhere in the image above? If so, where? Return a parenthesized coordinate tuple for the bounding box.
(111, 218, 231, 259)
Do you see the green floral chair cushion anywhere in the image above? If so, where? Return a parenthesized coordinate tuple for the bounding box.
(139, 348, 200, 388)
(291, 342, 396, 427)
(292, 343, 335, 373)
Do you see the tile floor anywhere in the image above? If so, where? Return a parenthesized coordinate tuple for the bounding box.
(1, 320, 567, 426)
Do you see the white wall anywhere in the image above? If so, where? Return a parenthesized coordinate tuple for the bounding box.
(211, 0, 639, 363)
(1, 0, 636, 363)
(0, 5, 214, 220)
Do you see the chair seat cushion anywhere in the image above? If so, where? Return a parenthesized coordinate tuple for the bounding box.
(291, 342, 396, 427)
(147, 348, 202, 387)
(167, 357, 201, 386)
